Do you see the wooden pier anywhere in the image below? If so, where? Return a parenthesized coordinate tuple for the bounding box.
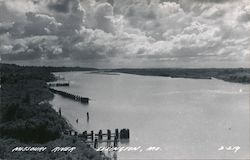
(65, 129, 130, 148)
(49, 88, 89, 104)
(47, 81, 69, 87)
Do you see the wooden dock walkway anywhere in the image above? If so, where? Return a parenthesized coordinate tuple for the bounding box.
(47, 81, 69, 87)
(49, 88, 89, 104)
(64, 129, 130, 148)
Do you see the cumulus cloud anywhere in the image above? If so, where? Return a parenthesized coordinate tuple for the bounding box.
(0, 22, 14, 34)
(25, 12, 62, 35)
(0, 0, 249, 67)
(93, 3, 114, 33)
(47, 0, 71, 13)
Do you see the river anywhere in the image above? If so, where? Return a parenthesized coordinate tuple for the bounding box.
(50, 71, 249, 160)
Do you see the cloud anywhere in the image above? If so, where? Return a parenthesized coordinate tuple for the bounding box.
(0, 0, 249, 67)
(3, 0, 39, 13)
(47, 0, 71, 13)
(25, 12, 62, 36)
(237, 5, 250, 22)
(0, 22, 14, 34)
(0, 1, 23, 23)
(93, 3, 114, 33)
(59, 0, 85, 35)
(1, 35, 61, 60)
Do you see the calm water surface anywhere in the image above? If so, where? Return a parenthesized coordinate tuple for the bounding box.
(50, 71, 250, 159)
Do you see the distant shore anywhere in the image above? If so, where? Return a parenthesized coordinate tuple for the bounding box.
(109, 68, 250, 84)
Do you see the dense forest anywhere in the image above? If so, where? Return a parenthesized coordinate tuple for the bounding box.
(0, 63, 104, 160)
(0, 63, 69, 143)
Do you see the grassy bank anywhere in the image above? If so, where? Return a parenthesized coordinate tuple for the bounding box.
(0, 63, 104, 160)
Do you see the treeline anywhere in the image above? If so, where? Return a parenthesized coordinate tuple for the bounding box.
(0, 64, 70, 143)
(111, 68, 250, 84)
(0, 63, 97, 84)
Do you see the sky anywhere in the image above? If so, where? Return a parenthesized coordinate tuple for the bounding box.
(0, 0, 249, 68)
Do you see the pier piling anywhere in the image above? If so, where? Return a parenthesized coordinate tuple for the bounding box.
(114, 137, 118, 147)
(87, 112, 89, 122)
(107, 129, 111, 140)
(94, 138, 98, 148)
(98, 130, 103, 140)
(91, 131, 94, 141)
(115, 129, 119, 139)
(83, 131, 87, 139)
(58, 107, 61, 117)
(120, 129, 130, 139)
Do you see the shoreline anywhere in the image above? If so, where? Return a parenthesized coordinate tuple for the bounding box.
(0, 63, 106, 160)
(53, 69, 250, 85)
(108, 68, 250, 84)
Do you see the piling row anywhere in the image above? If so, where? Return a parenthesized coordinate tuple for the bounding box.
(79, 129, 129, 141)
(47, 82, 69, 87)
(49, 88, 89, 104)
(65, 129, 129, 148)
(64, 130, 78, 136)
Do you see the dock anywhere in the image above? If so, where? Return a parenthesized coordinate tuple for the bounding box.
(47, 81, 69, 87)
(49, 88, 89, 104)
(64, 129, 130, 148)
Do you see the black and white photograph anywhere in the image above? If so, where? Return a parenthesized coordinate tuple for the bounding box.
(0, 0, 249, 159)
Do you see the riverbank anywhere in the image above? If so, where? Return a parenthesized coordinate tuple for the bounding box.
(110, 68, 250, 84)
(0, 63, 106, 160)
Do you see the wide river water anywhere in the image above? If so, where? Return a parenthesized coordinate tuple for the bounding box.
(50, 71, 249, 160)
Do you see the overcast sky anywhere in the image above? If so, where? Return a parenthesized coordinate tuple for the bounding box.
(0, 0, 249, 68)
